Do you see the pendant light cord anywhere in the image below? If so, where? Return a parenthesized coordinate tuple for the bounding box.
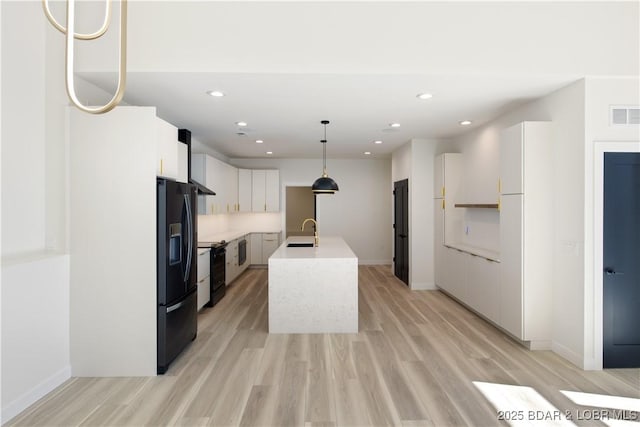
(322, 123, 327, 174)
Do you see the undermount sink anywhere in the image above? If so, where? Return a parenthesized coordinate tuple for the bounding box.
(287, 242, 314, 247)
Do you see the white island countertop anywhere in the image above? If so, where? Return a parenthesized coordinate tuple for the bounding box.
(270, 236, 357, 260)
(268, 236, 358, 334)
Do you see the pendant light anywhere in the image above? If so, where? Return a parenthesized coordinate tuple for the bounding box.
(312, 120, 339, 194)
(43, 0, 127, 114)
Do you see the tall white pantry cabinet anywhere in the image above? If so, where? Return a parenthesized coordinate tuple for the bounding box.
(433, 153, 463, 296)
(499, 121, 553, 348)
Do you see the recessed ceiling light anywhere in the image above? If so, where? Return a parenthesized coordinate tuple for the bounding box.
(374, 140, 383, 144)
(256, 139, 264, 144)
(364, 151, 371, 155)
(390, 123, 401, 128)
(266, 151, 273, 155)
(459, 120, 472, 126)
(206, 90, 225, 97)
(416, 93, 433, 100)
(236, 121, 248, 127)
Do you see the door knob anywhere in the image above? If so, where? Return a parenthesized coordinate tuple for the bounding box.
(604, 267, 624, 276)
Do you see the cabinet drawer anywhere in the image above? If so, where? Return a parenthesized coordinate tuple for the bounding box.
(197, 275, 210, 310)
(262, 233, 279, 242)
(197, 250, 210, 281)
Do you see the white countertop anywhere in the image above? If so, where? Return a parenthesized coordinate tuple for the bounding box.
(270, 236, 357, 260)
(199, 229, 281, 244)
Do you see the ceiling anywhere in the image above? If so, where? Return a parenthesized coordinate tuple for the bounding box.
(71, 1, 639, 160)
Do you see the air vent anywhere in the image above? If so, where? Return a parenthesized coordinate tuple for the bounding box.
(611, 106, 640, 125)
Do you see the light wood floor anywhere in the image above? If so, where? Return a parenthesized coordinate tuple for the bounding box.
(9, 266, 639, 426)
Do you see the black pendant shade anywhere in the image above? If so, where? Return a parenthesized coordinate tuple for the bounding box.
(312, 174, 339, 193)
(312, 120, 339, 194)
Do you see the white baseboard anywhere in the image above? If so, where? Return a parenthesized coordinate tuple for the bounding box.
(358, 259, 392, 266)
(411, 281, 437, 290)
(527, 340, 552, 351)
(552, 341, 584, 369)
(1, 365, 71, 424)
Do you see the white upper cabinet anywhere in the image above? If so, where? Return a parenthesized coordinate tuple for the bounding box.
(265, 170, 280, 212)
(192, 153, 219, 215)
(434, 153, 462, 201)
(433, 153, 462, 246)
(156, 118, 179, 180)
(499, 123, 524, 194)
(193, 155, 279, 215)
(500, 121, 550, 195)
(252, 170, 266, 212)
(251, 170, 280, 212)
(238, 169, 252, 213)
(176, 142, 188, 184)
(224, 163, 238, 213)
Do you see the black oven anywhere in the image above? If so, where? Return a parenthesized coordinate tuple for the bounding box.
(207, 242, 227, 307)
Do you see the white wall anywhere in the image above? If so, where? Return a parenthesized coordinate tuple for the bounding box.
(391, 139, 449, 290)
(68, 107, 157, 377)
(583, 77, 640, 369)
(197, 212, 282, 239)
(446, 78, 639, 368)
(231, 158, 392, 264)
(447, 79, 586, 365)
(1, 1, 46, 255)
(1, 256, 71, 422)
(1, 2, 72, 422)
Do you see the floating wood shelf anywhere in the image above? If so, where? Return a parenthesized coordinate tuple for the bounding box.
(454, 203, 499, 209)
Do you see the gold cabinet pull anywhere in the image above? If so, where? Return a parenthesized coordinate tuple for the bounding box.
(441, 186, 445, 197)
(160, 158, 163, 174)
(442, 199, 445, 209)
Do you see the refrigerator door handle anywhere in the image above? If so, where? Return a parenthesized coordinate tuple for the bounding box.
(166, 299, 186, 313)
(183, 193, 194, 284)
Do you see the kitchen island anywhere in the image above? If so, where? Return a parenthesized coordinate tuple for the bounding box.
(268, 236, 358, 333)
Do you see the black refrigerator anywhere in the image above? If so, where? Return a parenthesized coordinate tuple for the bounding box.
(157, 178, 197, 374)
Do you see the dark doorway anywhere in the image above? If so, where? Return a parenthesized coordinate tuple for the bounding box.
(394, 179, 409, 285)
(285, 186, 316, 238)
(603, 152, 640, 368)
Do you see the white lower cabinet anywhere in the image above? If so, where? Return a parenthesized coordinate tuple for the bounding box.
(466, 255, 500, 325)
(250, 233, 263, 265)
(248, 232, 280, 265)
(433, 204, 445, 288)
(225, 235, 251, 285)
(226, 239, 239, 285)
(262, 233, 280, 263)
(442, 247, 468, 302)
(197, 249, 211, 310)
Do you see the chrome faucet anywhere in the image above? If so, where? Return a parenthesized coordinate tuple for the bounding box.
(301, 218, 319, 247)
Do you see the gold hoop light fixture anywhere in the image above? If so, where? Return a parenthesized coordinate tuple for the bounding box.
(43, 0, 127, 114)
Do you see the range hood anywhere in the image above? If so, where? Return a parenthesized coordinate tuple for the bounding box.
(190, 177, 216, 196)
(178, 129, 217, 196)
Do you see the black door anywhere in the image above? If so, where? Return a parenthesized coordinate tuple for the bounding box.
(603, 153, 640, 368)
(394, 179, 409, 285)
